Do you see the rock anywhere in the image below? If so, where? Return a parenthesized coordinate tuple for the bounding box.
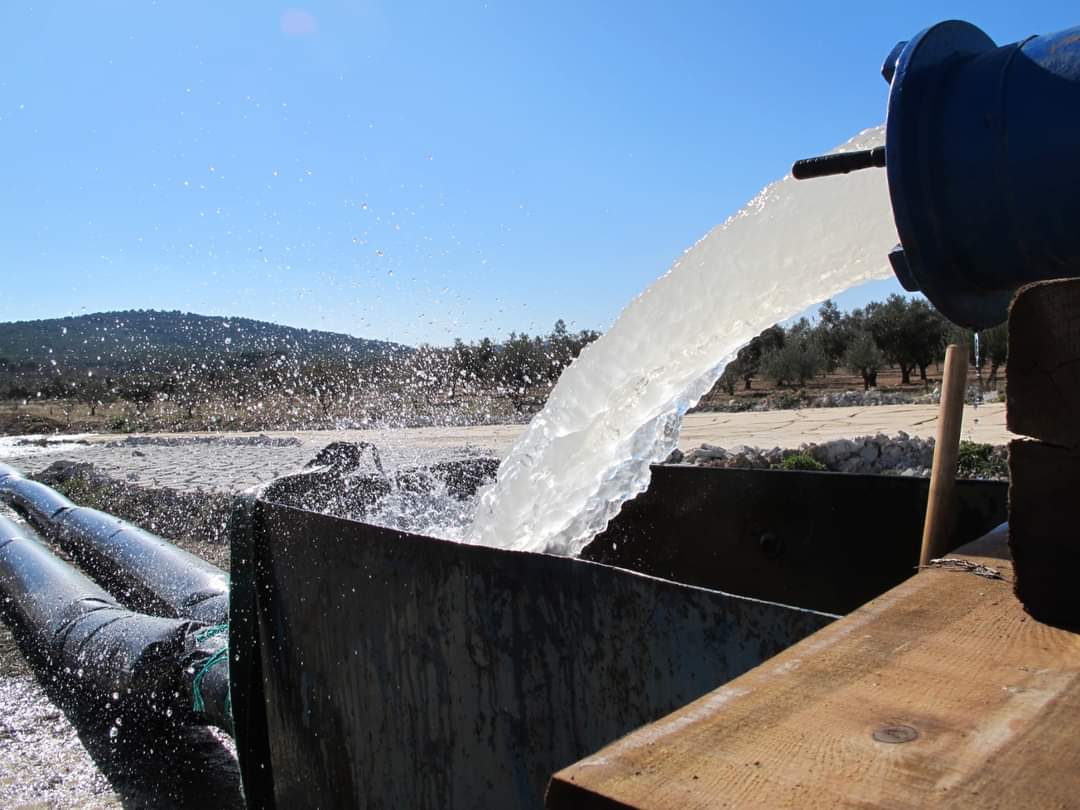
(824, 439, 857, 467)
(839, 457, 866, 474)
(880, 445, 904, 469)
(683, 444, 728, 463)
(306, 441, 385, 475)
(803, 388, 930, 409)
(663, 448, 684, 464)
(677, 435, 995, 480)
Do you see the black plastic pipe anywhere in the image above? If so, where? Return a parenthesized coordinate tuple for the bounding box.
(0, 465, 228, 625)
(0, 510, 232, 732)
(54, 507, 229, 624)
(0, 467, 75, 525)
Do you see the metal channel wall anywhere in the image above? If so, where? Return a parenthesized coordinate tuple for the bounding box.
(585, 466, 1008, 615)
(230, 497, 835, 810)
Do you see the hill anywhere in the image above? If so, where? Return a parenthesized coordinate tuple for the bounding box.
(0, 310, 409, 374)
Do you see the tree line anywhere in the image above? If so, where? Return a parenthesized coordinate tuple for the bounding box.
(0, 320, 601, 426)
(1, 296, 1009, 431)
(717, 294, 1008, 393)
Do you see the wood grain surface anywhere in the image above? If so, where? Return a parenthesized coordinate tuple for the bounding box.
(547, 527, 1080, 809)
(1008, 439, 1080, 627)
(1007, 278, 1080, 449)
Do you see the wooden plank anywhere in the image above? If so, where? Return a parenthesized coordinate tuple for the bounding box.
(1006, 278, 1080, 449)
(547, 528, 1080, 809)
(1009, 439, 1080, 627)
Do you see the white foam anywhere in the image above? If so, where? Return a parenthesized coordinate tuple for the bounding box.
(0, 434, 97, 461)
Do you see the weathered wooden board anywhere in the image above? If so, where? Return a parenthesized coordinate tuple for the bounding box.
(1007, 278, 1080, 449)
(1009, 439, 1080, 627)
(547, 527, 1080, 809)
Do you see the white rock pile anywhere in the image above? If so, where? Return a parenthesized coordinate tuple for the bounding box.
(812, 389, 934, 408)
(672, 431, 938, 477)
(812, 384, 1003, 408)
(704, 385, 1003, 413)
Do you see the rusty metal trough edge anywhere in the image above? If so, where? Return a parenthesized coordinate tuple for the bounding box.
(229, 490, 836, 810)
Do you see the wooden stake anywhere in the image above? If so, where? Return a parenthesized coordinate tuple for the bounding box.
(919, 344, 969, 567)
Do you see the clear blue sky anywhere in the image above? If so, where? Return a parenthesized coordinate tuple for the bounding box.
(1, 2, 1074, 345)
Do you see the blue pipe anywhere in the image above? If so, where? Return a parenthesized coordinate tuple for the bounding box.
(883, 21, 1080, 328)
(793, 21, 1080, 328)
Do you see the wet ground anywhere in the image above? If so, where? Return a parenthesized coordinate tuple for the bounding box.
(1, 427, 515, 492)
(0, 433, 500, 809)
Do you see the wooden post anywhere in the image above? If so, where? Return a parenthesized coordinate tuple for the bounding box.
(1007, 278, 1080, 626)
(919, 344, 968, 567)
(1006, 280, 1080, 448)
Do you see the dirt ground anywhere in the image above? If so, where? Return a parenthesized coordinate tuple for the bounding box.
(0, 363, 1001, 438)
(0, 403, 1010, 497)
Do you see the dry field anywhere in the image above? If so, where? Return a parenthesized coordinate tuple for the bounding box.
(0, 363, 1001, 438)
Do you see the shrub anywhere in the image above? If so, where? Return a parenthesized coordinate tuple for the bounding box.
(780, 452, 826, 472)
(770, 390, 806, 410)
(956, 441, 1007, 479)
(106, 416, 134, 433)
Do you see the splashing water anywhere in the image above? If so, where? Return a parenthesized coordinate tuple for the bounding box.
(466, 127, 898, 555)
(365, 474, 475, 539)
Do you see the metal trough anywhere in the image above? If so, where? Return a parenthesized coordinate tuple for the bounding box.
(230, 463, 1006, 809)
(584, 465, 1008, 614)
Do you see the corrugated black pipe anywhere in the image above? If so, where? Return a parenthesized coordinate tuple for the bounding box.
(0, 511, 232, 734)
(0, 463, 228, 625)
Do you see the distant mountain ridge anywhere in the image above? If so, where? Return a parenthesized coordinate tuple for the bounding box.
(0, 310, 410, 372)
